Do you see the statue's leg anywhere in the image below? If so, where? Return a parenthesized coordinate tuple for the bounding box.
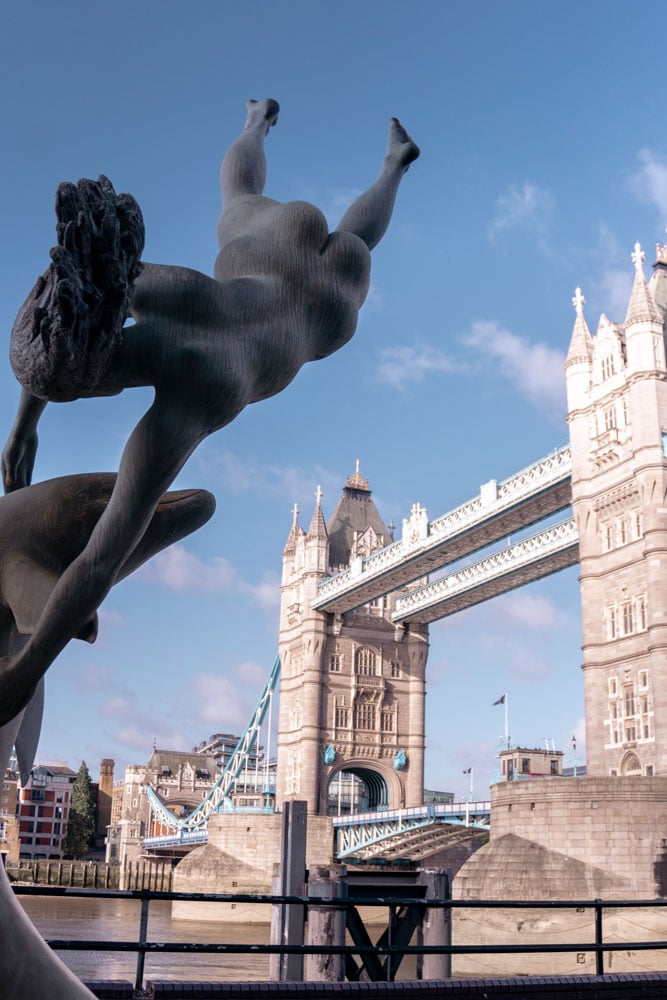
(336, 118, 419, 251)
(0, 392, 206, 726)
(219, 98, 280, 206)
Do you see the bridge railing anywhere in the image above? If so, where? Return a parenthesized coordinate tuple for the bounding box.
(14, 884, 667, 990)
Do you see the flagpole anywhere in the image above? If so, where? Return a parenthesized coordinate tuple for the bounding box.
(469, 765, 474, 802)
(505, 693, 509, 750)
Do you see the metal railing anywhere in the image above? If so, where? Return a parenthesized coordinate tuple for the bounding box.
(12, 885, 667, 990)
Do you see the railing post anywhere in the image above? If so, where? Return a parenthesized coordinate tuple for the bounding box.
(134, 895, 150, 992)
(417, 868, 451, 979)
(270, 800, 307, 982)
(305, 864, 346, 981)
(594, 899, 604, 975)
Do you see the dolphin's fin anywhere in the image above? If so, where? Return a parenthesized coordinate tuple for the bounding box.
(15, 679, 44, 785)
(5, 558, 98, 643)
(4, 560, 59, 635)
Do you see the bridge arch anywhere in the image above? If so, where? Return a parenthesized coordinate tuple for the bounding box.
(323, 757, 405, 815)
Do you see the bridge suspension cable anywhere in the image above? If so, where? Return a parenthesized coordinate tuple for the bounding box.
(146, 655, 281, 836)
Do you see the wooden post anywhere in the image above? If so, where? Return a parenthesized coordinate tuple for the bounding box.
(270, 801, 307, 981)
(305, 864, 346, 982)
(416, 868, 451, 979)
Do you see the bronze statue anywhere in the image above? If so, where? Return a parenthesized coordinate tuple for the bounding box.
(0, 99, 419, 727)
(0, 474, 215, 999)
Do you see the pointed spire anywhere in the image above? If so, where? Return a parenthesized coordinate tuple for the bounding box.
(283, 501, 304, 555)
(307, 484, 328, 540)
(625, 242, 663, 326)
(566, 287, 593, 366)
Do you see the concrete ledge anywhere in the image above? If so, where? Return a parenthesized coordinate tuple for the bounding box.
(146, 974, 667, 998)
(83, 983, 134, 999)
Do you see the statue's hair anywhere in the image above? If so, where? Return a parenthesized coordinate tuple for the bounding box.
(10, 176, 144, 402)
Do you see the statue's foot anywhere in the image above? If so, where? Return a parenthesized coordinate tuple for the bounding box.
(387, 117, 420, 171)
(245, 98, 280, 135)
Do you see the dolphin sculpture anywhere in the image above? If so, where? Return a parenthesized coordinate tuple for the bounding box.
(0, 472, 215, 999)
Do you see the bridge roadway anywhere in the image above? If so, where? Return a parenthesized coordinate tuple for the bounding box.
(143, 801, 491, 861)
(312, 445, 572, 615)
(333, 801, 491, 862)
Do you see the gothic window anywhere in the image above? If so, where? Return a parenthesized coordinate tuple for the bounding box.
(355, 647, 377, 676)
(609, 677, 618, 697)
(602, 523, 614, 551)
(623, 685, 635, 717)
(335, 701, 349, 729)
(329, 650, 341, 672)
(606, 606, 617, 640)
(381, 710, 395, 732)
(355, 702, 376, 729)
(619, 517, 628, 545)
(639, 670, 648, 689)
(601, 356, 614, 380)
(603, 405, 617, 431)
(622, 601, 634, 635)
(634, 511, 643, 539)
(390, 660, 401, 678)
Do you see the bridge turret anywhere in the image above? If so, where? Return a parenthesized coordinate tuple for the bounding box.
(276, 465, 428, 816)
(564, 286, 592, 415)
(567, 241, 667, 779)
(624, 242, 666, 377)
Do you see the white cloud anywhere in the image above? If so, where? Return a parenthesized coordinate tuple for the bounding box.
(377, 344, 462, 390)
(192, 672, 255, 728)
(139, 544, 237, 592)
(631, 150, 667, 220)
(97, 694, 190, 753)
(243, 571, 281, 615)
(494, 591, 569, 630)
(463, 319, 566, 415)
(137, 543, 280, 617)
(489, 182, 555, 239)
(197, 447, 339, 508)
(594, 268, 633, 324)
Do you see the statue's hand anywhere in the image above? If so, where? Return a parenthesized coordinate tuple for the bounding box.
(2, 428, 38, 493)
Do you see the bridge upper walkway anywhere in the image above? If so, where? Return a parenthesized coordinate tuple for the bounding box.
(312, 446, 572, 614)
(394, 517, 578, 624)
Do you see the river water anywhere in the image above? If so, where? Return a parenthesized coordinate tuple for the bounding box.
(18, 894, 272, 984)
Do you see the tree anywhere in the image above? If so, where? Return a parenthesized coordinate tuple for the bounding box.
(64, 760, 96, 858)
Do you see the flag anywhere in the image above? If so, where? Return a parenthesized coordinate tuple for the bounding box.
(493, 694, 506, 706)
(462, 767, 472, 774)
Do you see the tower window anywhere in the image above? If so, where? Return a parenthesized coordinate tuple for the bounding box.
(355, 648, 377, 676)
(354, 703, 376, 729)
(601, 356, 614, 380)
(390, 660, 401, 678)
(329, 651, 341, 672)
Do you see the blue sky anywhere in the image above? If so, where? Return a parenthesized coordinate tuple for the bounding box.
(2, 1, 667, 801)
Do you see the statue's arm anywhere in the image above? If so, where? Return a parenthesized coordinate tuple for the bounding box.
(2, 389, 47, 493)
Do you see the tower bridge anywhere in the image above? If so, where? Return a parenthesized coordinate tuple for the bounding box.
(139, 242, 667, 879)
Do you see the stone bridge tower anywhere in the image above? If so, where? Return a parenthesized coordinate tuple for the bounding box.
(566, 243, 667, 777)
(276, 466, 428, 814)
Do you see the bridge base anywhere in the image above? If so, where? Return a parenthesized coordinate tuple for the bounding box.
(172, 812, 333, 922)
(452, 776, 667, 976)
